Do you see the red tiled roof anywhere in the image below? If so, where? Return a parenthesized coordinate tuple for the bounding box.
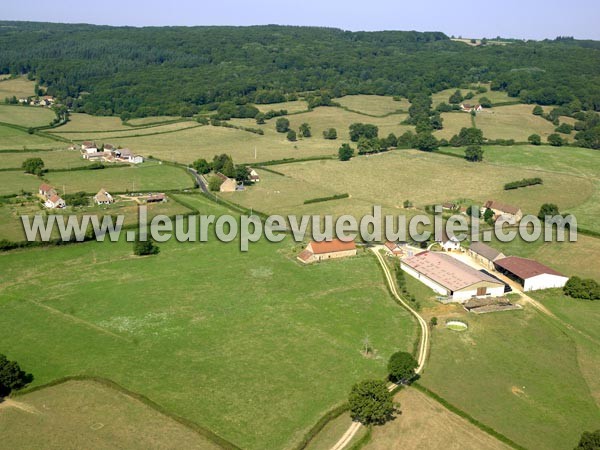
(484, 200, 521, 216)
(48, 194, 62, 203)
(39, 183, 53, 192)
(494, 256, 564, 279)
(297, 249, 313, 262)
(309, 239, 356, 254)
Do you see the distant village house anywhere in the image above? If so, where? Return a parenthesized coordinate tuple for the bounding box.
(482, 200, 523, 224)
(94, 188, 114, 205)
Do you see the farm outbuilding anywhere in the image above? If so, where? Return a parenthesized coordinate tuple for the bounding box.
(467, 242, 505, 270)
(401, 251, 505, 303)
(494, 256, 568, 291)
(297, 239, 356, 264)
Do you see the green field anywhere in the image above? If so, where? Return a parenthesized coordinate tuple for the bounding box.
(0, 105, 56, 127)
(0, 380, 220, 449)
(0, 196, 193, 242)
(0, 124, 61, 150)
(431, 85, 512, 107)
(0, 214, 416, 449)
(254, 100, 309, 114)
(0, 149, 92, 170)
(0, 171, 44, 195)
(419, 303, 600, 450)
(44, 163, 195, 194)
(0, 76, 36, 99)
(53, 113, 130, 132)
(434, 112, 473, 139)
(51, 121, 201, 141)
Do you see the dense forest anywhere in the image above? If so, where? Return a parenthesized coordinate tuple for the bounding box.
(1, 22, 600, 117)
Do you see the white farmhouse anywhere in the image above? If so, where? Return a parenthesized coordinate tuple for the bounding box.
(401, 251, 505, 303)
(494, 256, 568, 291)
(436, 229, 461, 252)
(81, 141, 98, 154)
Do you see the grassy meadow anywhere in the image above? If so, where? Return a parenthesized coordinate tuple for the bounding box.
(0, 380, 220, 450)
(0, 124, 60, 150)
(0, 105, 56, 127)
(0, 217, 416, 449)
(336, 95, 410, 116)
(44, 163, 195, 194)
(419, 303, 600, 450)
(474, 104, 558, 141)
(0, 149, 93, 169)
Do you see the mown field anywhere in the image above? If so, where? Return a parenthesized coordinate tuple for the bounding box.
(50, 121, 201, 142)
(0, 149, 92, 169)
(0, 76, 36, 99)
(0, 105, 56, 127)
(0, 210, 416, 449)
(431, 84, 512, 107)
(0, 171, 45, 195)
(0, 380, 220, 449)
(336, 95, 410, 116)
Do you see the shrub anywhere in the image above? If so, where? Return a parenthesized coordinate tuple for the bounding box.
(133, 237, 160, 256)
(532, 105, 544, 116)
(348, 380, 397, 425)
(564, 277, 600, 300)
(22, 157, 45, 176)
(538, 203, 560, 221)
(555, 123, 573, 134)
(465, 145, 483, 162)
(208, 175, 223, 192)
(547, 133, 564, 146)
(504, 177, 543, 190)
(575, 430, 600, 450)
(286, 129, 297, 141)
(528, 133, 541, 145)
(338, 143, 354, 161)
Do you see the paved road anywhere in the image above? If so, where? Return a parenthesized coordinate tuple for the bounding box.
(187, 167, 208, 193)
(330, 247, 430, 450)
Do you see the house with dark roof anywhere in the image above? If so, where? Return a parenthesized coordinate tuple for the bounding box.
(401, 251, 505, 302)
(467, 242, 506, 270)
(297, 239, 357, 264)
(494, 256, 568, 291)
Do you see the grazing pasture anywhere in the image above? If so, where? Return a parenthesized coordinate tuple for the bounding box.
(53, 113, 130, 132)
(50, 121, 201, 142)
(0, 124, 60, 150)
(475, 104, 558, 141)
(420, 304, 600, 450)
(434, 112, 473, 139)
(0, 380, 221, 449)
(0, 105, 56, 127)
(44, 163, 194, 194)
(273, 150, 592, 216)
(0, 171, 44, 196)
(336, 95, 410, 116)
(431, 85, 512, 107)
(0, 221, 416, 449)
(0, 76, 36, 99)
(0, 149, 92, 169)
(126, 116, 182, 126)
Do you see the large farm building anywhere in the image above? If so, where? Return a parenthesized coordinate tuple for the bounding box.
(401, 251, 505, 302)
(297, 239, 357, 263)
(494, 256, 568, 291)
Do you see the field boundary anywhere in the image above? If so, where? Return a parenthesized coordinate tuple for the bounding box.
(412, 383, 527, 450)
(10, 375, 241, 450)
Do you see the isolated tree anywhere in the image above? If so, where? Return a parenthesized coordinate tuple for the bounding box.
(133, 236, 160, 256)
(22, 157, 45, 176)
(299, 123, 311, 137)
(575, 430, 600, 450)
(415, 132, 438, 151)
(387, 351, 418, 383)
(548, 133, 564, 146)
(338, 143, 354, 161)
(348, 380, 397, 425)
(286, 129, 297, 141)
(430, 317, 438, 327)
(528, 134, 541, 145)
(275, 117, 290, 133)
(532, 105, 544, 116)
(538, 203, 560, 221)
(191, 158, 210, 174)
(449, 90, 463, 104)
(323, 128, 337, 140)
(555, 123, 573, 134)
(255, 112, 266, 125)
(0, 354, 32, 397)
(465, 145, 484, 162)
